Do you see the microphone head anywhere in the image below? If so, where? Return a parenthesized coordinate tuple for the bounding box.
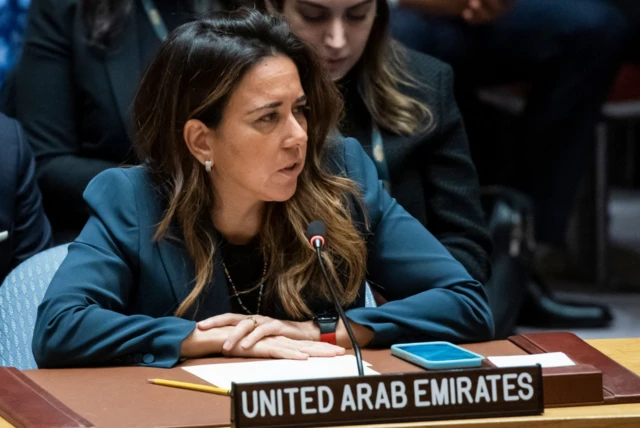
(306, 220, 326, 240)
(306, 220, 326, 247)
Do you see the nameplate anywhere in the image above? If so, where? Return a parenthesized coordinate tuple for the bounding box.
(230, 366, 543, 427)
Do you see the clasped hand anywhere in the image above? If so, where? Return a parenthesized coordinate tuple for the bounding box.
(193, 313, 345, 360)
(461, 0, 513, 24)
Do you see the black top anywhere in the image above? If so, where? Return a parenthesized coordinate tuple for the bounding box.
(338, 49, 492, 284)
(219, 236, 336, 318)
(339, 71, 372, 148)
(219, 237, 267, 316)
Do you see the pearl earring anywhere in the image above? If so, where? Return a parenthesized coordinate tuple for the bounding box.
(205, 160, 212, 172)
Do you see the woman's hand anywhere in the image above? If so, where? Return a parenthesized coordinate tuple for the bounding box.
(222, 336, 345, 360)
(336, 319, 374, 349)
(395, 0, 512, 24)
(197, 313, 321, 351)
(461, 0, 513, 25)
(180, 325, 235, 358)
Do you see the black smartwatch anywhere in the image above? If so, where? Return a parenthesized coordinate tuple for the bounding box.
(314, 314, 339, 345)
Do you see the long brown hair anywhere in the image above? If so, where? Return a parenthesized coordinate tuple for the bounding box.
(134, 8, 367, 319)
(265, 0, 434, 136)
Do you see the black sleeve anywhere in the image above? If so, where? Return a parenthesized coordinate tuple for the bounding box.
(11, 120, 53, 269)
(15, 0, 118, 217)
(417, 58, 492, 284)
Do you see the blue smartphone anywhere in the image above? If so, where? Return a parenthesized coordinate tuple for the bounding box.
(391, 342, 484, 370)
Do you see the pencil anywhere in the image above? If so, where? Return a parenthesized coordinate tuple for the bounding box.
(147, 378, 230, 396)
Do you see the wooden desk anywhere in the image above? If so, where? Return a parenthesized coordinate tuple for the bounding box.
(395, 338, 640, 428)
(4, 338, 640, 428)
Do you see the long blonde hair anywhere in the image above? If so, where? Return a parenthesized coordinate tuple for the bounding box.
(266, 0, 434, 136)
(134, 9, 367, 319)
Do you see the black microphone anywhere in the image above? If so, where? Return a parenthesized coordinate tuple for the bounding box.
(306, 220, 365, 376)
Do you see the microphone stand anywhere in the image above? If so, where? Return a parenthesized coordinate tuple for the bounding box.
(314, 245, 365, 376)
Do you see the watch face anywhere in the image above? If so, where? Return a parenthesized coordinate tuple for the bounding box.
(314, 315, 338, 334)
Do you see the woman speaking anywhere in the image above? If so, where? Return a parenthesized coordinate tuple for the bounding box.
(33, 8, 493, 368)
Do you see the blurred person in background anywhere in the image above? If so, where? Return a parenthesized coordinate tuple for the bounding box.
(0, 112, 52, 283)
(388, 0, 628, 256)
(262, 0, 623, 331)
(387, 0, 630, 327)
(0, 0, 30, 86)
(262, 0, 492, 288)
(6, 0, 250, 242)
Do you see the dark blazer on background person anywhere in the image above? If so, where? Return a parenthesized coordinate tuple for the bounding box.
(0, 114, 52, 283)
(32, 138, 494, 369)
(12, 0, 141, 232)
(10, 0, 232, 234)
(341, 49, 492, 284)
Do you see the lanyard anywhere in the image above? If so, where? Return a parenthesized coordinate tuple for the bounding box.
(141, 0, 214, 41)
(371, 123, 392, 193)
(141, 0, 169, 40)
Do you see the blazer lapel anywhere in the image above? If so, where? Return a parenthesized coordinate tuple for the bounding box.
(157, 228, 232, 320)
(104, 13, 141, 137)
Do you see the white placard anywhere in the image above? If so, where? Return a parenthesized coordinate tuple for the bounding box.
(183, 355, 378, 390)
(488, 352, 575, 368)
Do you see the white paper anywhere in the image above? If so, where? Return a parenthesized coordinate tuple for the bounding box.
(488, 352, 575, 368)
(183, 355, 378, 390)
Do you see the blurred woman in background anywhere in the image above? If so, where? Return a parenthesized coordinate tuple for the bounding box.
(9, 0, 248, 240)
(263, 0, 492, 286)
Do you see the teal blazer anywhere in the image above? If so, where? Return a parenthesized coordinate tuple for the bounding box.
(33, 138, 494, 368)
